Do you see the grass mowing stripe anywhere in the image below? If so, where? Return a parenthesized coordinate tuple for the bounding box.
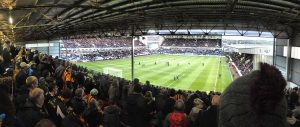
(214, 57, 221, 92)
(141, 56, 193, 86)
(77, 55, 232, 92)
(167, 57, 204, 90)
(177, 56, 207, 90)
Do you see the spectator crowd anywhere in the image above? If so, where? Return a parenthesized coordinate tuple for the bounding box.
(0, 40, 297, 127)
(61, 48, 223, 62)
(161, 38, 221, 47)
(61, 37, 145, 48)
(227, 52, 253, 75)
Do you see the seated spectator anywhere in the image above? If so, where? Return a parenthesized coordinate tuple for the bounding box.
(163, 99, 188, 127)
(17, 88, 48, 127)
(219, 63, 287, 127)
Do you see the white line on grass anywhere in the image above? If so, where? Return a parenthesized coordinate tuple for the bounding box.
(228, 65, 234, 81)
(213, 57, 221, 92)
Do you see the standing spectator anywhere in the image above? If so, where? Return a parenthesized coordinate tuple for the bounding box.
(164, 89, 176, 118)
(163, 99, 188, 127)
(103, 101, 121, 127)
(70, 88, 86, 111)
(28, 62, 38, 77)
(189, 98, 203, 123)
(219, 63, 287, 127)
(175, 90, 185, 101)
(145, 91, 155, 124)
(108, 79, 120, 103)
(0, 78, 17, 127)
(62, 66, 74, 90)
(84, 99, 103, 127)
(16, 62, 29, 88)
(54, 61, 65, 90)
(155, 89, 169, 126)
(2, 42, 12, 68)
(61, 97, 86, 127)
(15, 76, 38, 111)
(37, 56, 51, 77)
(84, 88, 98, 104)
(289, 87, 299, 110)
(35, 119, 56, 127)
(185, 93, 200, 114)
(126, 84, 147, 127)
(193, 95, 219, 127)
(0, 56, 5, 75)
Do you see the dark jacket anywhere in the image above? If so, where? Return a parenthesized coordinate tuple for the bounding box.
(126, 93, 147, 127)
(2, 48, 12, 68)
(193, 105, 218, 127)
(83, 107, 103, 127)
(61, 114, 85, 127)
(103, 105, 121, 127)
(15, 69, 28, 89)
(37, 61, 50, 77)
(17, 100, 48, 127)
(45, 95, 68, 127)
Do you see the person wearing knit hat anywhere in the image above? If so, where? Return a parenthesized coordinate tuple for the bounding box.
(219, 63, 288, 127)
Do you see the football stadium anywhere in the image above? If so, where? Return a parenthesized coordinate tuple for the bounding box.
(1, 0, 300, 127)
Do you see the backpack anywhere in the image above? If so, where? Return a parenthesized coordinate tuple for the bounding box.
(169, 112, 187, 127)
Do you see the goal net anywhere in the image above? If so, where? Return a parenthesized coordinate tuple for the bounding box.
(103, 67, 123, 78)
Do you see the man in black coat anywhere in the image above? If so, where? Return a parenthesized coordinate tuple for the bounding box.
(2, 46, 12, 68)
(126, 84, 147, 127)
(61, 96, 86, 127)
(17, 88, 48, 127)
(16, 62, 29, 89)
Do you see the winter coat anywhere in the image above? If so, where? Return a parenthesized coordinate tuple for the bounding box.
(126, 93, 147, 127)
(103, 105, 121, 127)
(17, 100, 48, 127)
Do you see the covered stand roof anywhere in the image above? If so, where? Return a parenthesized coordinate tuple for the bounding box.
(0, 0, 300, 41)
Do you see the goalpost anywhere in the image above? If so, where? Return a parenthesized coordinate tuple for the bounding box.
(103, 67, 123, 78)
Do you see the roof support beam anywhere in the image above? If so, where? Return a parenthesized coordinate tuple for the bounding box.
(45, 0, 87, 24)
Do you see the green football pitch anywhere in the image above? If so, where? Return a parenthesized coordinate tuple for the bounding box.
(77, 54, 233, 92)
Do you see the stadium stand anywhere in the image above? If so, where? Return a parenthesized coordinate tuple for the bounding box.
(61, 37, 145, 48)
(59, 36, 223, 62)
(0, 41, 294, 127)
(161, 38, 221, 48)
(226, 52, 253, 75)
